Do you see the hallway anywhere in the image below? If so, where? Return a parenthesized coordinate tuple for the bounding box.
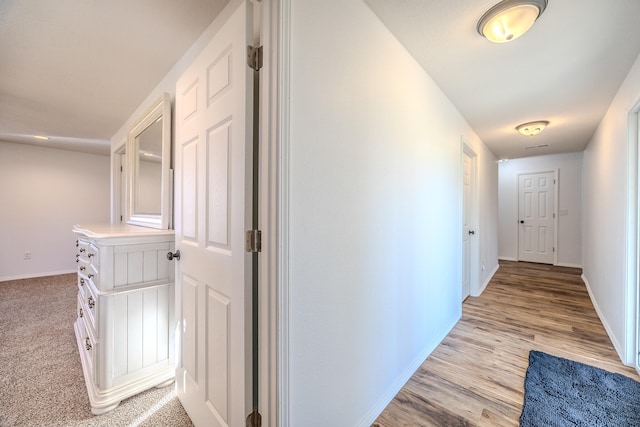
(373, 261, 639, 426)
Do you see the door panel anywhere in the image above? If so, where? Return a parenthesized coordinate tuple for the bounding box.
(518, 172, 555, 264)
(174, 2, 253, 426)
(462, 152, 471, 300)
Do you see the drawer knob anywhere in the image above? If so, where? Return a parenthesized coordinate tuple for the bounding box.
(167, 250, 181, 261)
(88, 296, 95, 309)
(88, 253, 94, 258)
(80, 278, 85, 286)
(85, 337, 92, 351)
(79, 308, 83, 318)
(79, 266, 85, 271)
(88, 273, 94, 279)
(79, 248, 86, 253)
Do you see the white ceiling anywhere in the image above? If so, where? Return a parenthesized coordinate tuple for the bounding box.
(0, 0, 229, 155)
(365, 0, 640, 160)
(3, 1, 640, 160)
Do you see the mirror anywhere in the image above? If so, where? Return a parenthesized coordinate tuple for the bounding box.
(126, 93, 171, 229)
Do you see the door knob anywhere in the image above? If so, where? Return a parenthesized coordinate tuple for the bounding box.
(520, 220, 524, 224)
(468, 230, 475, 235)
(167, 250, 181, 261)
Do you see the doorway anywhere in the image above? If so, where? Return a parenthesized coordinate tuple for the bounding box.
(517, 171, 557, 264)
(462, 142, 478, 299)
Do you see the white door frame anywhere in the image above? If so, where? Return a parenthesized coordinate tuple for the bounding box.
(112, 142, 126, 224)
(626, 98, 640, 372)
(516, 169, 559, 265)
(461, 141, 479, 297)
(259, 0, 284, 425)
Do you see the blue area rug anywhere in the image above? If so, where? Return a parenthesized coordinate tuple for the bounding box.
(520, 350, 640, 426)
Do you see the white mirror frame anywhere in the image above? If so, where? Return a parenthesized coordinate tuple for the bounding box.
(126, 93, 172, 229)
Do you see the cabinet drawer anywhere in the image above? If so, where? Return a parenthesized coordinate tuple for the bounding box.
(86, 265, 99, 288)
(76, 315, 96, 384)
(77, 276, 88, 301)
(88, 243, 99, 269)
(82, 284, 99, 336)
(77, 258, 90, 276)
(77, 240, 90, 263)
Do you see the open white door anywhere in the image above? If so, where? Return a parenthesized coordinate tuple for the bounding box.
(174, 1, 254, 426)
(518, 171, 555, 264)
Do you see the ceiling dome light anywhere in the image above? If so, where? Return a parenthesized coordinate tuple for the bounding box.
(516, 120, 549, 136)
(477, 0, 547, 43)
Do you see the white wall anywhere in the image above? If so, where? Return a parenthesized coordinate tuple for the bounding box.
(499, 152, 583, 267)
(0, 142, 110, 281)
(109, 0, 247, 223)
(583, 52, 640, 364)
(287, 0, 498, 425)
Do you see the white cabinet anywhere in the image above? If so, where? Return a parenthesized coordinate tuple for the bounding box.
(73, 224, 176, 415)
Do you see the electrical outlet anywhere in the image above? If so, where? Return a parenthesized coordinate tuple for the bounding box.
(24, 251, 31, 260)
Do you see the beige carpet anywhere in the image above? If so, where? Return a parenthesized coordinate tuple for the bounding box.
(0, 274, 193, 427)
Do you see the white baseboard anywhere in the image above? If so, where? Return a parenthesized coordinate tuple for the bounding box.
(475, 263, 499, 296)
(556, 262, 583, 269)
(356, 315, 459, 427)
(0, 269, 76, 283)
(499, 256, 517, 262)
(581, 273, 627, 364)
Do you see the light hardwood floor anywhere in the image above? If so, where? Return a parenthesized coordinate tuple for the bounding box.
(372, 261, 640, 427)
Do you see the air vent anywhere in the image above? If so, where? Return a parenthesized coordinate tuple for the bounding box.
(524, 144, 550, 150)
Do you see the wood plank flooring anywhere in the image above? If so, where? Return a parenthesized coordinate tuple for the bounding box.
(372, 261, 639, 427)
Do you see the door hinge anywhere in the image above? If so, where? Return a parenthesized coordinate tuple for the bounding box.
(120, 165, 123, 172)
(247, 45, 263, 71)
(246, 410, 262, 427)
(245, 230, 262, 253)
(553, 247, 555, 253)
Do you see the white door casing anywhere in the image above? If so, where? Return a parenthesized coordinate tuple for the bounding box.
(174, 1, 254, 426)
(518, 171, 555, 264)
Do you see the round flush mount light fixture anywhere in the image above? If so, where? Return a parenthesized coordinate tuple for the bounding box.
(477, 0, 548, 43)
(516, 120, 549, 136)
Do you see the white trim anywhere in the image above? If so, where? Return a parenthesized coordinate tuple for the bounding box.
(0, 269, 76, 282)
(276, 0, 291, 425)
(582, 273, 630, 365)
(477, 263, 499, 296)
(355, 315, 459, 427)
(111, 141, 127, 224)
(556, 262, 583, 269)
(259, 0, 280, 425)
(498, 256, 518, 262)
(626, 99, 640, 371)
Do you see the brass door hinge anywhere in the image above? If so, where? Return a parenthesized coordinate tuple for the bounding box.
(247, 45, 263, 71)
(246, 410, 262, 427)
(245, 230, 262, 253)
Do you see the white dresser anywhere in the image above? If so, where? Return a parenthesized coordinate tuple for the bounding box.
(73, 224, 176, 415)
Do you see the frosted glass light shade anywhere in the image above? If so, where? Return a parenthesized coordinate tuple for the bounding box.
(477, 0, 547, 43)
(516, 121, 549, 136)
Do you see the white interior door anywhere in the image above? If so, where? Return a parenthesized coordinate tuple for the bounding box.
(462, 151, 473, 300)
(174, 2, 253, 426)
(518, 172, 555, 264)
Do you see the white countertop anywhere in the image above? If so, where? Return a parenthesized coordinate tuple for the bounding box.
(73, 223, 175, 239)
